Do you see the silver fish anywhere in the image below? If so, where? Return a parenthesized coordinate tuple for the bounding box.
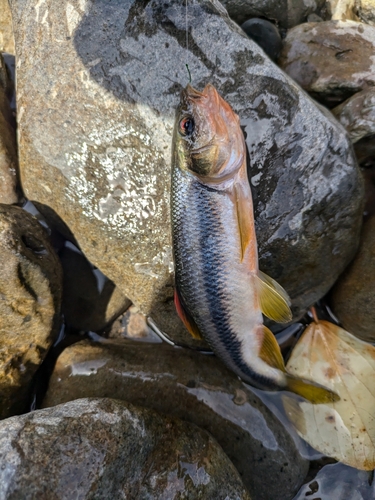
(171, 83, 338, 403)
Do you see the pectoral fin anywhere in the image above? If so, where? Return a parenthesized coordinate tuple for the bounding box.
(234, 181, 254, 262)
(174, 288, 203, 340)
(254, 271, 292, 323)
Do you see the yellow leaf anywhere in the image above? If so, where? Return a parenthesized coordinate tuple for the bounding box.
(284, 320, 375, 470)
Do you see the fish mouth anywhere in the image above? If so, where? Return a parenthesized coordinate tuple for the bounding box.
(184, 83, 205, 99)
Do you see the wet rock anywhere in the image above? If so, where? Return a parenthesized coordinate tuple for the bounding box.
(220, 0, 325, 28)
(43, 339, 309, 500)
(0, 0, 15, 54)
(241, 18, 282, 61)
(60, 242, 131, 332)
(294, 462, 375, 499)
(0, 205, 62, 419)
(330, 216, 375, 342)
(279, 20, 375, 107)
(0, 53, 18, 204)
(0, 398, 251, 499)
(356, 0, 375, 25)
(332, 89, 375, 144)
(10, 1, 363, 337)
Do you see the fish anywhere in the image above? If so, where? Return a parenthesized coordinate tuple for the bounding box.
(170, 83, 338, 404)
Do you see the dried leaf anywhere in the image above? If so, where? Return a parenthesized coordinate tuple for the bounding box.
(284, 320, 375, 470)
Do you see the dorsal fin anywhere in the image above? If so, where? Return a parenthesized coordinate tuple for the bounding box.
(174, 287, 203, 340)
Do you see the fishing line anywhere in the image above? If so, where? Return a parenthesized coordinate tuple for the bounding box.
(185, 0, 191, 83)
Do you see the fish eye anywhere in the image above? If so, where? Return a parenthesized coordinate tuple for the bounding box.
(179, 117, 195, 137)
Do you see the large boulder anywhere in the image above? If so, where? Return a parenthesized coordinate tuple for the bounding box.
(0, 398, 251, 499)
(279, 20, 375, 107)
(9, 0, 363, 340)
(42, 339, 310, 500)
(0, 205, 62, 419)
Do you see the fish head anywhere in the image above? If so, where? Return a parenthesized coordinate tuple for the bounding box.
(174, 84, 245, 183)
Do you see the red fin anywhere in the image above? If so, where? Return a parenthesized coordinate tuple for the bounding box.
(174, 288, 203, 340)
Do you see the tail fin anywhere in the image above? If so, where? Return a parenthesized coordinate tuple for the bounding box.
(285, 374, 340, 404)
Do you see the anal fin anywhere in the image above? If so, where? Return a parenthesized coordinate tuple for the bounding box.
(255, 271, 292, 323)
(174, 288, 203, 340)
(258, 325, 286, 372)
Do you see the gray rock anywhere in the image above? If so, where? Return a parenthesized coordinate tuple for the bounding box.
(241, 18, 282, 61)
(60, 242, 131, 332)
(42, 339, 309, 500)
(0, 398, 251, 499)
(332, 88, 375, 143)
(219, 0, 325, 28)
(0, 0, 15, 53)
(279, 20, 375, 107)
(330, 215, 375, 342)
(0, 205, 62, 419)
(9, 0, 363, 338)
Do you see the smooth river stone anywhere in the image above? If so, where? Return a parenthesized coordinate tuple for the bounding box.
(0, 398, 251, 499)
(0, 205, 62, 419)
(9, 0, 363, 341)
(42, 338, 309, 500)
(279, 20, 375, 107)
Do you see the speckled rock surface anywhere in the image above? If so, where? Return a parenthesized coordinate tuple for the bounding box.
(0, 205, 62, 419)
(10, 0, 363, 336)
(279, 20, 375, 107)
(0, 0, 14, 53)
(220, 0, 325, 28)
(332, 88, 375, 143)
(356, 0, 375, 25)
(60, 243, 131, 332)
(0, 398, 251, 499)
(0, 53, 18, 204)
(42, 339, 309, 500)
(330, 216, 375, 342)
